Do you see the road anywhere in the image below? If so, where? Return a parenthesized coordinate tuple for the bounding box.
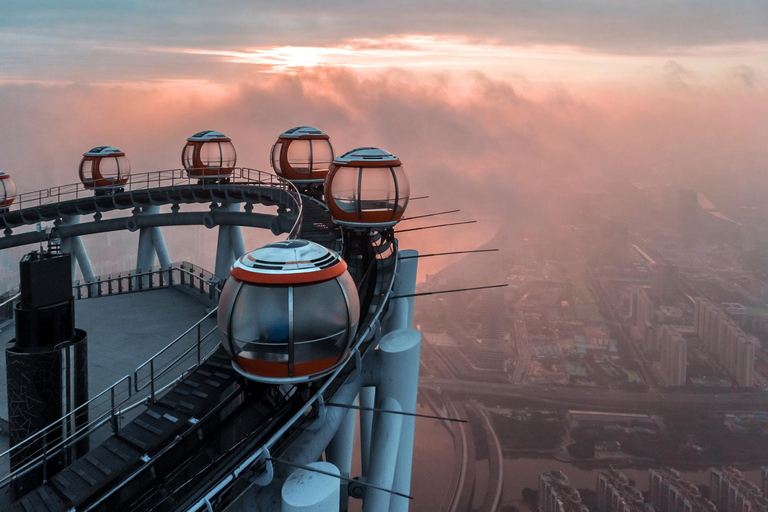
(511, 311, 530, 384)
(420, 377, 768, 411)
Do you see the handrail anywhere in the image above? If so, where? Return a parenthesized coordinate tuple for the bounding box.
(133, 307, 220, 401)
(0, 262, 223, 489)
(0, 292, 19, 309)
(72, 263, 221, 301)
(0, 375, 132, 489)
(1, 167, 304, 242)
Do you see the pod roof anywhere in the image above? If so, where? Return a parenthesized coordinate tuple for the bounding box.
(187, 130, 231, 142)
(83, 146, 125, 157)
(230, 240, 347, 284)
(333, 147, 401, 167)
(278, 126, 330, 140)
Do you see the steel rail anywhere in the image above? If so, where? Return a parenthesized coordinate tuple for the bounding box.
(0, 167, 304, 249)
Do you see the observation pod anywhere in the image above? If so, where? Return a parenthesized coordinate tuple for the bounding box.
(182, 130, 237, 179)
(270, 126, 334, 183)
(0, 171, 16, 211)
(217, 239, 360, 383)
(79, 146, 131, 192)
(325, 147, 410, 229)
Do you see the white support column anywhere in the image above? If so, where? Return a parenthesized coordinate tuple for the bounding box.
(387, 250, 418, 333)
(376, 329, 421, 512)
(364, 396, 403, 512)
(359, 386, 375, 477)
(281, 461, 341, 512)
(228, 203, 246, 260)
(151, 227, 171, 269)
(136, 225, 155, 268)
(214, 217, 233, 282)
(72, 236, 96, 293)
(60, 215, 95, 285)
(326, 394, 357, 510)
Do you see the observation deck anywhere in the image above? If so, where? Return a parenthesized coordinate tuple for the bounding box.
(0, 162, 407, 511)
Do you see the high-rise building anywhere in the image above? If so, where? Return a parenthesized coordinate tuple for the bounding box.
(736, 337, 757, 387)
(598, 468, 654, 512)
(660, 327, 687, 386)
(710, 467, 768, 512)
(693, 299, 757, 387)
(481, 288, 506, 340)
(539, 471, 589, 512)
(632, 286, 654, 343)
(649, 467, 717, 512)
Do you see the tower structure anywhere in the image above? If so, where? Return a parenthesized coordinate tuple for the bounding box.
(5, 250, 89, 496)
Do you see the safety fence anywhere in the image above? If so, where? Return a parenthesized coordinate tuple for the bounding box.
(0, 263, 222, 489)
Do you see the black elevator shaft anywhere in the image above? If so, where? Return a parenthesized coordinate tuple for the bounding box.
(5, 250, 89, 497)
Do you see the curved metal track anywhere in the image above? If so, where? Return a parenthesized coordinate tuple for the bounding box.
(0, 168, 313, 250)
(0, 166, 396, 512)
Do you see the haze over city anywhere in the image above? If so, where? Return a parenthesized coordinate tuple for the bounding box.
(3, 3, 768, 512)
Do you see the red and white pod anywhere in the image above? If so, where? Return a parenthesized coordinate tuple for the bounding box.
(0, 171, 16, 209)
(325, 147, 410, 229)
(79, 146, 131, 190)
(217, 239, 360, 383)
(182, 130, 237, 178)
(270, 126, 334, 183)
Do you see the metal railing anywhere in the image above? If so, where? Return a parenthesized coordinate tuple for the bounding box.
(72, 262, 221, 303)
(0, 288, 20, 324)
(2, 167, 304, 239)
(0, 262, 224, 489)
(134, 307, 221, 403)
(0, 375, 133, 489)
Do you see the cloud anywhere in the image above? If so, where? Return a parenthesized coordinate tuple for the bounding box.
(731, 64, 762, 90)
(663, 60, 697, 90)
(2, 2, 768, 86)
(1, 67, 768, 274)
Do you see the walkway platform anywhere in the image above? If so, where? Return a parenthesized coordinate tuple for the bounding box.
(0, 287, 217, 448)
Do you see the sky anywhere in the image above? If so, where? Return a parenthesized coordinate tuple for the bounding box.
(1, 2, 768, 275)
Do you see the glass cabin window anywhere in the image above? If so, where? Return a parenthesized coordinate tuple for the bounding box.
(310, 140, 333, 172)
(229, 285, 290, 353)
(217, 279, 242, 342)
(286, 140, 312, 174)
(293, 280, 348, 342)
(271, 142, 283, 173)
(183, 144, 196, 170)
(393, 165, 409, 212)
(99, 156, 129, 180)
(2, 178, 15, 200)
(331, 167, 360, 213)
(218, 141, 237, 167)
(199, 142, 224, 168)
(360, 167, 398, 212)
(80, 160, 94, 181)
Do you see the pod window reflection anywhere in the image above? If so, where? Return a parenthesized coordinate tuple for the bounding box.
(217, 240, 360, 383)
